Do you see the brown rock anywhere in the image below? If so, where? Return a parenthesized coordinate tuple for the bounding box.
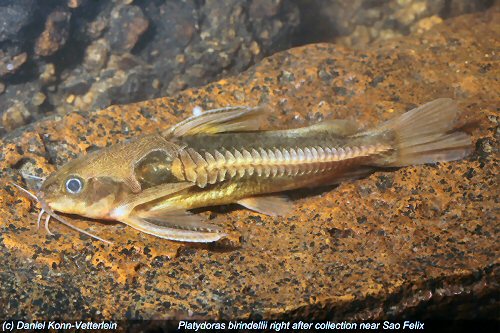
(86, 14, 108, 39)
(1, 101, 31, 131)
(83, 38, 109, 72)
(39, 63, 56, 85)
(294, 0, 495, 47)
(411, 15, 444, 34)
(0, 51, 27, 77)
(0, 9, 498, 320)
(35, 9, 71, 56)
(31, 92, 46, 106)
(249, 0, 282, 18)
(106, 5, 149, 53)
(67, 0, 86, 9)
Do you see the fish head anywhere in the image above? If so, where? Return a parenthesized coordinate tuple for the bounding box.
(39, 154, 132, 220)
(38, 134, 183, 219)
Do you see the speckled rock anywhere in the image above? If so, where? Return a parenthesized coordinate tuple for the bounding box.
(0, 8, 498, 321)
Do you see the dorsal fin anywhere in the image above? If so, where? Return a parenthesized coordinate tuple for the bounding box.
(164, 105, 268, 137)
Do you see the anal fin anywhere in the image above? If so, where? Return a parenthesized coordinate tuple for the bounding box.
(237, 195, 292, 216)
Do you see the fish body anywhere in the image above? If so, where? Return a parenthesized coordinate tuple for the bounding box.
(26, 99, 472, 243)
(144, 131, 390, 210)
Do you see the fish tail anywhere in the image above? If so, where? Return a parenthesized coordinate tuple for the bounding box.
(368, 98, 473, 167)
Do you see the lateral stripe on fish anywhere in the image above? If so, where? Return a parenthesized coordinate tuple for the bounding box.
(172, 144, 392, 188)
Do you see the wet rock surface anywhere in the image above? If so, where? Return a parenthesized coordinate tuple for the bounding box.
(0, 8, 499, 320)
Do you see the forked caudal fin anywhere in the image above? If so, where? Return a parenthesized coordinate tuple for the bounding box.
(366, 98, 473, 167)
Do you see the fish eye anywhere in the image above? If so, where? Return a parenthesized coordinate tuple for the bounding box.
(65, 177, 83, 194)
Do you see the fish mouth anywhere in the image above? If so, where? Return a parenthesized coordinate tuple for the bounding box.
(10, 182, 112, 244)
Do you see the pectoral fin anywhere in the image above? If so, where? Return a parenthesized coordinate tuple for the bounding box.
(237, 195, 292, 216)
(121, 216, 225, 243)
(165, 105, 268, 137)
(112, 182, 194, 219)
(135, 209, 223, 233)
